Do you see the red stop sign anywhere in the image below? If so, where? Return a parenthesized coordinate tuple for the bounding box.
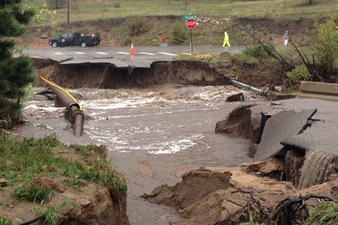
(185, 18, 197, 29)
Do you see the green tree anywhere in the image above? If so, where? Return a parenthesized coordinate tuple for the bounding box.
(0, 0, 34, 125)
(315, 19, 338, 78)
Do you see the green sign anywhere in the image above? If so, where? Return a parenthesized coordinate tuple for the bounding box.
(184, 12, 198, 20)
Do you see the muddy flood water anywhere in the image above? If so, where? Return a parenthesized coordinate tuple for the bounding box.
(14, 85, 264, 225)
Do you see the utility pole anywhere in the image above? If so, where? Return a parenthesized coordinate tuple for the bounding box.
(67, 0, 70, 24)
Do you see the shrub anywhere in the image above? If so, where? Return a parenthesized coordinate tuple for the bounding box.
(128, 17, 151, 35)
(113, 2, 121, 8)
(170, 21, 188, 45)
(243, 44, 268, 58)
(123, 36, 132, 46)
(230, 53, 259, 67)
(315, 20, 338, 75)
(287, 64, 311, 82)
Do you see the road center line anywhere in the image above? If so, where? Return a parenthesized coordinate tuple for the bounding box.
(54, 52, 63, 55)
(74, 52, 86, 55)
(95, 52, 108, 55)
(158, 52, 177, 56)
(117, 52, 129, 55)
(138, 52, 156, 56)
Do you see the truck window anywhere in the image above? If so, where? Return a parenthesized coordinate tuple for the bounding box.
(67, 33, 74, 39)
(61, 34, 67, 39)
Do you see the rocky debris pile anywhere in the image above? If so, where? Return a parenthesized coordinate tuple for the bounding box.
(143, 167, 337, 225)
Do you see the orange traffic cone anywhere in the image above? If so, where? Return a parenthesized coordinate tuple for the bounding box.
(130, 43, 135, 56)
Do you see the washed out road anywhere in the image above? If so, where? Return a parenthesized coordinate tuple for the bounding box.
(23, 46, 242, 68)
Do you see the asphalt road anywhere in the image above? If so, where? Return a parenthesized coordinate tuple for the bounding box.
(23, 46, 243, 68)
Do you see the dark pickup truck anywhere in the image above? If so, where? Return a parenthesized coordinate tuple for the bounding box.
(49, 32, 101, 48)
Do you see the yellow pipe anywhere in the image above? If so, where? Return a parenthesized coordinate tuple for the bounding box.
(39, 76, 83, 111)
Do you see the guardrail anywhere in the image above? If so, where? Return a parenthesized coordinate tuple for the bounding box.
(300, 81, 338, 102)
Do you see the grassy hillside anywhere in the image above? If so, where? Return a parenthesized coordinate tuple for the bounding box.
(18, 0, 336, 47)
(24, 0, 338, 24)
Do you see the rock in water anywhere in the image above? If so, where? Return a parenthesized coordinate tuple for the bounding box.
(298, 151, 338, 189)
(226, 92, 244, 102)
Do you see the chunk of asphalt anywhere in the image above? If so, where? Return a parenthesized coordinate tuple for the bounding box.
(281, 121, 338, 156)
(254, 109, 317, 161)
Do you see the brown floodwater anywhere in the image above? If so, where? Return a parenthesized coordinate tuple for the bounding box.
(15, 85, 263, 225)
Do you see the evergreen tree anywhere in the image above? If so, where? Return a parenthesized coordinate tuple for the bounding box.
(0, 0, 34, 125)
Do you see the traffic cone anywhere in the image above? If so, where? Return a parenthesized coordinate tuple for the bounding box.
(130, 43, 135, 56)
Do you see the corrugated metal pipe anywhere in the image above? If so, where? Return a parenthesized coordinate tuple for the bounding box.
(40, 76, 84, 137)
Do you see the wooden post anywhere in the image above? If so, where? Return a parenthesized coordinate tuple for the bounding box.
(67, 0, 70, 24)
(190, 29, 193, 54)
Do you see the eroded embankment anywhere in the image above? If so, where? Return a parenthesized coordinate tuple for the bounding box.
(142, 167, 338, 225)
(0, 136, 129, 225)
(33, 59, 229, 88)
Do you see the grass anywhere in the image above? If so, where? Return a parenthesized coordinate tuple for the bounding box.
(303, 201, 338, 225)
(40, 197, 80, 225)
(0, 217, 12, 225)
(12, 183, 51, 203)
(22, 0, 338, 25)
(0, 134, 127, 203)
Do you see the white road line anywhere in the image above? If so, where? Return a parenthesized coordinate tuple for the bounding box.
(74, 52, 86, 55)
(158, 52, 177, 56)
(117, 52, 129, 55)
(95, 52, 108, 55)
(138, 52, 156, 56)
(54, 52, 63, 55)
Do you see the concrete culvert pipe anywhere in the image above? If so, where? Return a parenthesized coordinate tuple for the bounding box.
(40, 76, 84, 137)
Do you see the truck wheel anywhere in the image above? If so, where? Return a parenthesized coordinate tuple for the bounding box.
(81, 42, 87, 47)
(52, 42, 58, 48)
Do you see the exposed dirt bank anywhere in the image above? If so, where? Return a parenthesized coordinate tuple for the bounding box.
(0, 138, 129, 225)
(143, 167, 338, 225)
(32, 57, 283, 90)
(33, 59, 229, 88)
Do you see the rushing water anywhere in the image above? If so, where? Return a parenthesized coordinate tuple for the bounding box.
(298, 150, 338, 189)
(17, 85, 263, 225)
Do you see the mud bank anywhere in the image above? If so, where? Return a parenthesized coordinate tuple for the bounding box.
(33, 59, 229, 89)
(143, 167, 338, 225)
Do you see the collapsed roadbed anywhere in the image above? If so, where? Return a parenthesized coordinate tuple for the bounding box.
(33, 58, 230, 89)
(143, 98, 338, 225)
